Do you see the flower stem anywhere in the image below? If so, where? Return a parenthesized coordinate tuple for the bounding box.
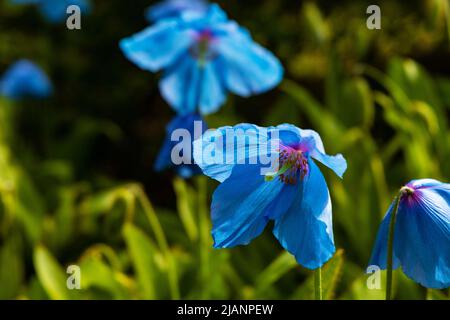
(386, 193, 402, 300)
(314, 267, 323, 300)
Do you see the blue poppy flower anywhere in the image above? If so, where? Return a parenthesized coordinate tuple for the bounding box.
(193, 123, 347, 269)
(120, 4, 283, 116)
(369, 179, 450, 289)
(0, 60, 52, 100)
(10, 0, 91, 23)
(155, 113, 207, 178)
(145, 0, 208, 22)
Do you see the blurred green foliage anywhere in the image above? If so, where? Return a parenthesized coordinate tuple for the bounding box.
(0, 0, 450, 299)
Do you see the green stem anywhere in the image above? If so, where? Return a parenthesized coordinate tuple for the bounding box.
(197, 177, 211, 299)
(135, 186, 180, 299)
(315, 267, 323, 300)
(386, 186, 411, 300)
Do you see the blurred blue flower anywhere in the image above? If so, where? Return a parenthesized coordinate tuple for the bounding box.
(0, 60, 52, 100)
(10, 0, 91, 23)
(369, 179, 450, 289)
(193, 123, 347, 269)
(120, 4, 283, 115)
(155, 113, 207, 178)
(145, 0, 208, 22)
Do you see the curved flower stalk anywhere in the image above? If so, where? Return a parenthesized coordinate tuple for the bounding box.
(145, 0, 208, 23)
(120, 4, 283, 116)
(369, 179, 450, 290)
(0, 60, 52, 100)
(155, 113, 207, 178)
(10, 0, 91, 23)
(193, 123, 347, 269)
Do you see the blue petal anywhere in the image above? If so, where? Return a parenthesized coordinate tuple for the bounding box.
(406, 179, 445, 189)
(154, 133, 174, 173)
(273, 159, 335, 269)
(368, 201, 401, 270)
(198, 61, 226, 114)
(193, 123, 278, 182)
(155, 113, 206, 178)
(38, 0, 91, 23)
(216, 27, 283, 97)
(211, 163, 284, 248)
(145, 0, 208, 22)
(10, 0, 40, 4)
(0, 60, 52, 99)
(395, 187, 450, 288)
(310, 152, 347, 179)
(263, 183, 297, 220)
(120, 21, 193, 72)
(159, 54, 201, 114)
(176, 164, 201, 178)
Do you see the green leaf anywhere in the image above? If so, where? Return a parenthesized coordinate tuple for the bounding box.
(173, 178, 198, 242)
(33, 245, 75, 300)
(0, 234, 23, 299)
(123, 223, 159, 299)
(254, 251, 298, 297)
(78, 254, 129, 299)
(291, 249, 345, 300)
(426, 289, 449, 300)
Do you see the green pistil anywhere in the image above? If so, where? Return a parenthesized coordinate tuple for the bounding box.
(197, 39, 210, 66)
(264, 162, 292, 182)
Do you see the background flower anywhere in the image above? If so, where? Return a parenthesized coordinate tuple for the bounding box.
(10, 0, 91, 23)
(155, 113, 207, 178)
(0, 59, 52, 99)
(369, 179, 450, 289)
(120, 4, 283, 115)
(145, 0, 208, 22)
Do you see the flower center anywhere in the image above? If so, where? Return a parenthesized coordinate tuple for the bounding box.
(265, 147, 308, 185)
(278, 148, 309, 184)
(190, 29, 216, 63)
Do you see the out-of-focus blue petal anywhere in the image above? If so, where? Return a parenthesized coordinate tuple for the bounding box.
(145, 0, 208, 22)
(120, 21, 194, 72)
(369, 180, 450, 289)
(211, 163, 284, 248)
(154, 113, 206, 178)
(11, 0, 91, 23)
(159, 54, 201, 114)
(273, 159, 335, 269)
(122, 4, 282, 115)
(0, 60, 52, 100)
(160, 58, 227, 115)
(216, 27, 283, 97)
(39, 0, 91, 23)
(198, 61, 226, 114)
(193, 123, 278, 182)
(176, 164, 201, 178)
(10, 0, 40, 4)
